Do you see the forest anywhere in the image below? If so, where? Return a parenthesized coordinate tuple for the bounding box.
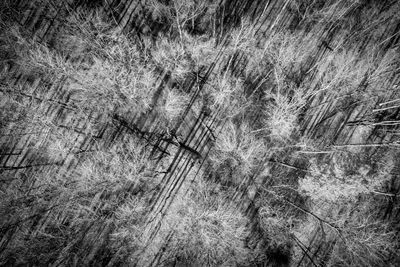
(0, 0, 399, 266)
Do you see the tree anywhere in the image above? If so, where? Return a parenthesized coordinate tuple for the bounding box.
(0, 135, 161, 265)
(148, 0, 218, 38)
(161, 178, 259, 266)
(263, 87, 305, 142)
(156, 87, 190, 133)
(10, 8, 157, 114)
(209, 120, 265, 186)
(299, 153, 394, 202)
(330, 217, 399, 267)
(151, 35, 194, 81)
(293, 151, 399, 266)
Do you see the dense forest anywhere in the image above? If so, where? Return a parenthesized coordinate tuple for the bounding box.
(0, 0, 400, 266)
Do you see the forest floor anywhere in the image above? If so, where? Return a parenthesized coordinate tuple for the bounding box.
(1, 0, 400, 266)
